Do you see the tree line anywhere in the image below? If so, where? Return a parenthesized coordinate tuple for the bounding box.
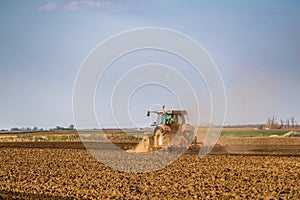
(265, 116, 297, 130)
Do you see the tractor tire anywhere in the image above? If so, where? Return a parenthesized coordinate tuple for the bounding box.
(169, 130, 195, 149)
(184, 130, 197, 144)
(154, 128, 172, 149)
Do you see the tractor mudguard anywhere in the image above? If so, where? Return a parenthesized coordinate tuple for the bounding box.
(180, 124, 194, 132)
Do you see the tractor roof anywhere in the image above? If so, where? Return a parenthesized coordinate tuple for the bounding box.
(165, 110, 187, 114)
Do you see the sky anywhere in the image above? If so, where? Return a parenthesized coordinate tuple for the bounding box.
(0, 0, 299, 129)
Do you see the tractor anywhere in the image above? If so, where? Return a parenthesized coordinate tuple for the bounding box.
(140, 106, 198, 152)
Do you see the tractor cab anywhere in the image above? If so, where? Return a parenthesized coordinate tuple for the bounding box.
(157, 110, 186, 126)
(147, 110, 187, 127)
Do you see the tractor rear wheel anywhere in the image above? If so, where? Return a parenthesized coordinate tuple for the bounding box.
(154, 129, 163, 149)
(184, 130, 197, 144)
(153, 129, 173, 149)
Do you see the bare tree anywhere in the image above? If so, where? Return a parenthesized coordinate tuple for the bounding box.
(266, 118, 271, 128)
(286, 118, 290, 129)
(266, 118, 272, 129)
(280, 119, 284, 128)
(266, 115, 277, 129)
(291, 117, 295, 129)
(280, 119, 284, 125)
(271, 115, 276, 129)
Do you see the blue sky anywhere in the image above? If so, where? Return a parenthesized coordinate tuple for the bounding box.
(0, 0, 299, 129)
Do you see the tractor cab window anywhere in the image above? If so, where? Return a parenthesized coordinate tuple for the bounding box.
(166, 114, 173, 120)
(166, 114, 174, 125)
(167, 113, 185, 125)
(157, 114, 166, 125)
(157, 112, 185, 125)
(176, 114, 184, 124)
(166, 114, 184, 125)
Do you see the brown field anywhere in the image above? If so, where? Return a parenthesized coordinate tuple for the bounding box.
(1, 137, 300, 199)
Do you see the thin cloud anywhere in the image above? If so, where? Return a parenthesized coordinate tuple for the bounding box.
(38, 2, 57, 11)
(64, 1, 80, 10)
(64, 0, 112, 11)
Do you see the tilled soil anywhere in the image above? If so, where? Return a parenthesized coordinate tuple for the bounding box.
(1, 142, 300, 199)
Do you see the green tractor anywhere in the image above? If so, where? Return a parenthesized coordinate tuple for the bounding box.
(141, 107, 197, 152)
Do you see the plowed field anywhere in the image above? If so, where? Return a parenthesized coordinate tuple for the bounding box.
(1, 140, 300, 199)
